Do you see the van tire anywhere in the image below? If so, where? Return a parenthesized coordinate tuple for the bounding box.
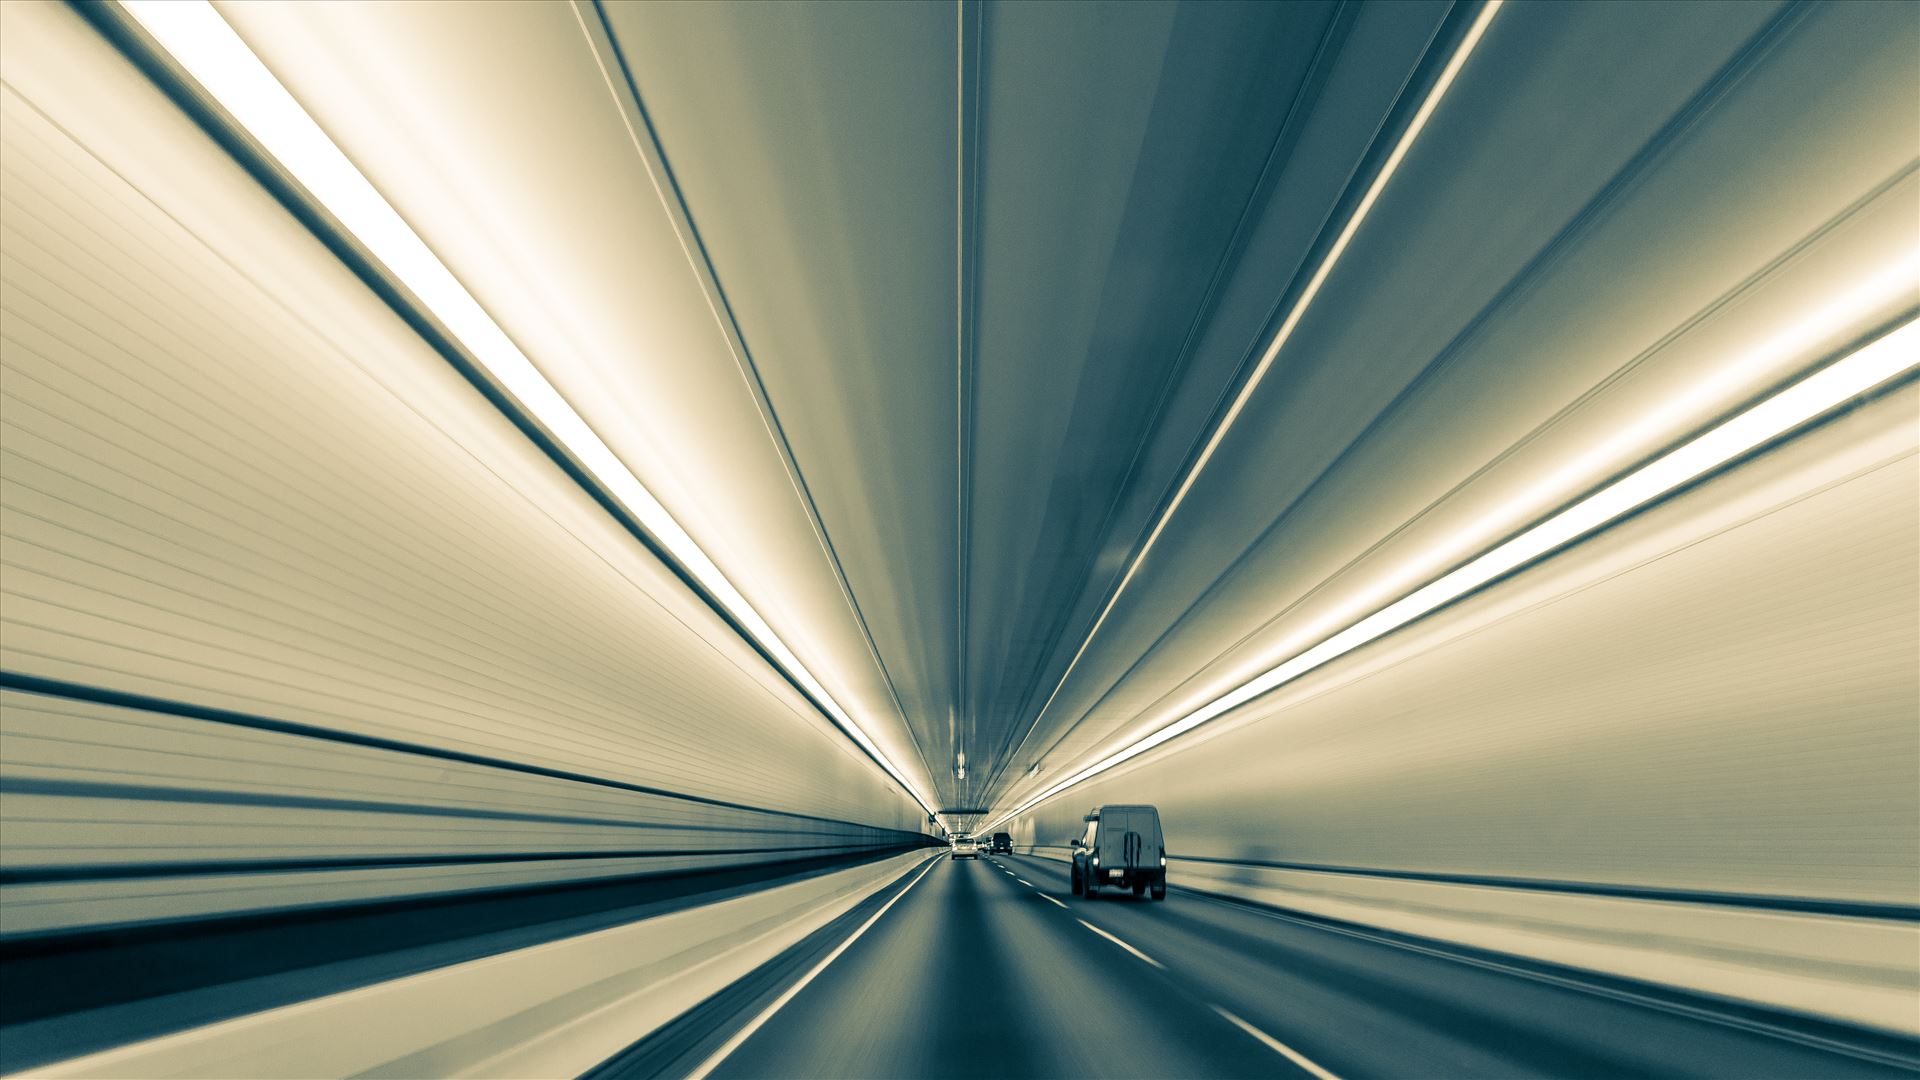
(1151, 882, 1167, 901)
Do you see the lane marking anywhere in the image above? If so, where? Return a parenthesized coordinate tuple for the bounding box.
(1016, 879, 1033, 887)
(1038, 871, 1336, 1079)
(684, 854, 943, 1079)
(1211, 1005, 1342, 1080)
(1191, 894, 1919, 1073)
(1028, 873, 1336, 1078)
(1076, 918, 1165, 970)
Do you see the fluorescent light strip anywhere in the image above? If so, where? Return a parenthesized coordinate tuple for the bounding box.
(1210, 252, 1920, 696)
(1061, 248, 1920, 784)
(117, 0, 938, 816)
(988, 316, 1919, 830)
(1016, 0, 1505, 752)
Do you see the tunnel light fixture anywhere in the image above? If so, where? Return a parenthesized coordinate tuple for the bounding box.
(114, 0, 940, 818)
(1015, 0, 1506, 757)
(985, 312, 1919, 833)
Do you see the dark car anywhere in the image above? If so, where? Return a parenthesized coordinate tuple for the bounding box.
(1071, 805, 1165, 900)
(988, 832, 1013, 854)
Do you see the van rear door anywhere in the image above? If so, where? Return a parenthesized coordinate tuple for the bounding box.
(1099, 806, 1161, 877)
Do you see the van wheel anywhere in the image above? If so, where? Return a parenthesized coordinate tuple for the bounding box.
(1151, 882, 1167, 901)
(1070, 869, 1082, 896)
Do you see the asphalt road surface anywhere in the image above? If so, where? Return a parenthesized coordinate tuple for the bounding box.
(704, 854, 1919, 1080)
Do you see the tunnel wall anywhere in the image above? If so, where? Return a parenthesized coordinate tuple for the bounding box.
(1014, 385, 1920, 1030)
(0, 688, 927, 938)
(0, 1, 927, 942)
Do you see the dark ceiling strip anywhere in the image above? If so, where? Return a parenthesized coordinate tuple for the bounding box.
(573, 0, 935, 797)
(1010, 0, 1485, 781)
(1017, 343, 1915, 805)
(1, 672, 923, 836)
(1033, 0, 1827, 758)
(954, 0, 985, 807)
(65, 0, 913, 804)
(984, 0, 1365, 801)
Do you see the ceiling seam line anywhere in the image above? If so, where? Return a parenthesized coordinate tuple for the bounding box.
(994, 360, 1919, 823)
(1006, 0, 1828, 789)
(67, 0, 931, 815)
(979, 0, 1364, 805)
(0, 89, 907, 778)
(1050, 401, 1920, 799)
(1001, 0, 1470, 793)
(953, 0, 984, 812)
(572, 0, 937, 798)
(986, 0, 1502, 817)
(0, 673, 926, 835)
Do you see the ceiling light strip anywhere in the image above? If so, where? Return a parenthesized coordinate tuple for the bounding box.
(987, 315, 1919, 830)
(568, 2, 936, 790)
(114, 0, 939, 817)
(1017, 0, 1505, 755)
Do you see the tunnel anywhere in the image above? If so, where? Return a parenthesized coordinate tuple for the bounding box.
(0, 0, 1916, 1077)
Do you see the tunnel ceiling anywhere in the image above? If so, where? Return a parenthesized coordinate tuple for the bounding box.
(589, 0, 1377, 821)
(207, 0, 1902, 830)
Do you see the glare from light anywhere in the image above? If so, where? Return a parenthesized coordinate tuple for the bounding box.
(1086, 249, 1920, 773)
(1503, 252, 1918, 545)
(1014, 0, 1506, 760)
(115, 0, 940, 817)
(985, 314, 1919, 832)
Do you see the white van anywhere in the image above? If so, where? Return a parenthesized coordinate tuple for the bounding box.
(1070, 804, 1166, 900)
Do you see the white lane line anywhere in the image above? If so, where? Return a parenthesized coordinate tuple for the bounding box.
(1015, 879, 1033, 887)
(1192, 897, 1911, 1073)
(684, 854, 943, 1080)
(1039, 893, 1068, 909)
(1211, 1005, 1342, 1080)
(1075, 918, 1165, 970)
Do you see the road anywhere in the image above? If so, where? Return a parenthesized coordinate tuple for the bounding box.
(699, 854, 1918, 1080)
